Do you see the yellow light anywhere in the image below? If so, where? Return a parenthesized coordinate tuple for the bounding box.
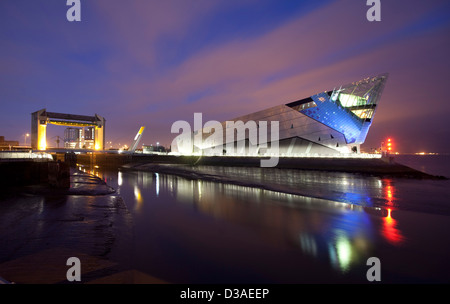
(134, 185, 143, 208)
(134, 126, 145, 140)
(38, 124, 47, 150)
(387, 208, 392, 219)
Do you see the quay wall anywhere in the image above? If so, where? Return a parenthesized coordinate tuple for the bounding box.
(0, 160, 70, 188)
(71, 153, 444, 178)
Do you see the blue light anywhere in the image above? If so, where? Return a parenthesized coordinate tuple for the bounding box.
(301, 92, 364, 144)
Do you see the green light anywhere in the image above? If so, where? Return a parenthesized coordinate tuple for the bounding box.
(336, 234, 352, 272)
(339, 93, 368, 107)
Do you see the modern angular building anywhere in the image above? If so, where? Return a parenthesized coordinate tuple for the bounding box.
(174, 74, 388, 157)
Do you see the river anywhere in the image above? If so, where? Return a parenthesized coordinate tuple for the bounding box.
(95, 154, 450, 283)
(1, 155, 449, 284)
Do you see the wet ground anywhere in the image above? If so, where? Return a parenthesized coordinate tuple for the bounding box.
(0, 169, 166, 284)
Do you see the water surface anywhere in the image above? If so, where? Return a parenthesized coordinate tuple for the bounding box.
(98, 156, 450, 283)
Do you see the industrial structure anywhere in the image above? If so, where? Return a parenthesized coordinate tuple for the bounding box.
(174, 74, 388, 157)
(0, 136, 20, 151)
(31, 109, 105, 151)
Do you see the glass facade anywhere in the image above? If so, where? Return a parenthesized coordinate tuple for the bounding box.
(298, 74, 388, 145)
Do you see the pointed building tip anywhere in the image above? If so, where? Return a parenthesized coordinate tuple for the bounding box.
(374, 72, 389, 82)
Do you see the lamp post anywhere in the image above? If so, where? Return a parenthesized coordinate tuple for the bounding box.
(24, 133, 29, 146)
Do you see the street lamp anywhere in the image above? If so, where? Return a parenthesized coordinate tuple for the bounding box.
(24, 133, 29, 146)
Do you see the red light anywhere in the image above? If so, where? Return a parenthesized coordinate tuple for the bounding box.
(386, 186, 393, 203)
(382, 208, 404, 245)
(385, 138, 393, 152)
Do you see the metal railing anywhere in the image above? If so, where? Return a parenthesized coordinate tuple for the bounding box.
(0, 151, 54, 161)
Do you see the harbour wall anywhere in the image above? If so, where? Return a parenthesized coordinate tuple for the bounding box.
(0, 160, 70, 188)
(73, 153, 445, 179)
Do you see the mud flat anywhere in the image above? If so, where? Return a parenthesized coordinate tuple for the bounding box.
(20, 168, 116, 196)
(0, 168, 144, 284)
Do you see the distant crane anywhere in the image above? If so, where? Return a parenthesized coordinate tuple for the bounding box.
(51, 135, 62, 148)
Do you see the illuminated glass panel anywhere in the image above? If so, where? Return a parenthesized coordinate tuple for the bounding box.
(300, 101, 317, 110)
(300, 74, 388, 144)
(351, 109, 374, 119)
(337, 93, 368, 107)
(302, 92, 363, 143)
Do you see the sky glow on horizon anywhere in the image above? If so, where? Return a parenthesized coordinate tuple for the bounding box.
(1, 0, 449, 153)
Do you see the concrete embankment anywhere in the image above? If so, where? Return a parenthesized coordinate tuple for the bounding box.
(125, 154, 446, 179)
(0, 160, 71, 188)
(71, 152, 447, 179)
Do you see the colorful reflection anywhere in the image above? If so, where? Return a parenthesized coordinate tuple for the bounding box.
(76, 164, 103, 179)
(385, 181, 394, 207)
(382, 179, 404, 245)
(382, 208, 404, 245)
(325, 208, 374, 273)
(333, 232, 352, 271)
(116, 170, 378, 274)
(134, 185, 143, 210)
(110, 169, 411, 278)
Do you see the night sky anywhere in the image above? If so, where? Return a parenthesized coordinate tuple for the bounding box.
(1, 0, 449, 153)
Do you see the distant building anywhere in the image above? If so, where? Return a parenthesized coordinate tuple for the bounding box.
(64, 127, 80, 149)
(143, 144, 167, 154)
(83, 127, 95, 149)
(0, 136, 19, 151)
(85, 127, 95, 140)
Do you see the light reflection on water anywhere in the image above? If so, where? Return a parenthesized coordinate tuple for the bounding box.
(193, 166, 385, 207)
(381, 179, 404, 245)
(84, 163, 450, 283)
(97, 167, 408, 282)
(382, 208, 404, 245)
